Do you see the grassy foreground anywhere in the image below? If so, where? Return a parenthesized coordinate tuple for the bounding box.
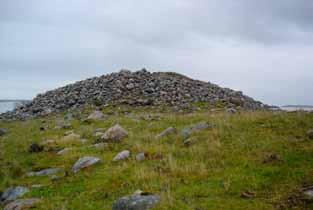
(1, 107, 313, 210)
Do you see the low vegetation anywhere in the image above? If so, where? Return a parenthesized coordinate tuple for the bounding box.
(1, 107, 313, 209)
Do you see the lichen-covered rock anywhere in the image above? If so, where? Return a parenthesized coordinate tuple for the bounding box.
(101, 124, 128, 143)
(0, 187, 29, 204)
(72, 156, 100, 173)
(4, 198, 41, 210)
(113, 194, 160, 210)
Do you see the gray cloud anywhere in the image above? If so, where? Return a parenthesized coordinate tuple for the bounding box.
(1, 0, 313, 105)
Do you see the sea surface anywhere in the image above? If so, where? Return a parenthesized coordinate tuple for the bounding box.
(0, 102, 17, 114)
(280, 106, 313, 112)
(1, 101, 313, 114)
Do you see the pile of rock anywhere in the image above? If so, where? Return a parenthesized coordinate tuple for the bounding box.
(0, 68, 266, 120)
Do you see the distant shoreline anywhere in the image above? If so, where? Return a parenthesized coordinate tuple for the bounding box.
(0, 99, 30, 103)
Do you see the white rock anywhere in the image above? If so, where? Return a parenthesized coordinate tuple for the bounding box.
(4, 198, 41, 210)
(72, 156, 101, 173)
(87, 111, 106, 121)
(113, 150, 130, 161)
(101, 124, 128, 143)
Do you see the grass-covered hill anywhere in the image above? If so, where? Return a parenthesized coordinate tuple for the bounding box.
(1, 106, 313, 209)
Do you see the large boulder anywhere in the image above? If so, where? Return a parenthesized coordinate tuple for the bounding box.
(72, 156, 101, 173)
(101, 124, 128, 143)
(4, 198, 41, 210)
(113, 194, 160, 210)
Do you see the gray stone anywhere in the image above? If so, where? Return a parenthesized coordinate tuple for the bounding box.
(180, 128, 192, 140)
(4, 198, 41, 210)
(0, 128, 7, 136)
(57, 148, 72, 155)
(27, 168, 62, 177)
(156, 127, 176, 139)
(101, 124, 128, 143)
(89, 143, 107, 150)
(113, 194, 160, 210)
(87, 110, 106, 121)
(303, 187, 313, 200)
(72, 156, 101, 173)
(227, 108, 237, 114)
(136, 153, 145, 162)
(191, 122, 210, 132)
(113, 150, 130, 162)
(1, 187, 29, 203)
(183, 138, 196, 147)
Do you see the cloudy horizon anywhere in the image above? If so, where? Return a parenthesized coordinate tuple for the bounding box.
(1, 0, 313, 106)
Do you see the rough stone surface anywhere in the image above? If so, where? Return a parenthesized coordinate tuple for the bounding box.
(181, 122, 210, 139)
(113, 150, 130, 161)
(0, 128, 7, 136)
(4, 198, 41, 210)
(113, 194, 160, 210)
(303, 186, 313, 200)
(72, 156, 100, 173)
(136, 153, 145, 162)
(26, 168, 62, 177)
(0, 187, 29, 204)
(87, 110, 106, 121)
(156, 127, 176, 139)
(191, 122, 210, 132)
(0, 69, 267, 120)
(101, 124, 128, 143)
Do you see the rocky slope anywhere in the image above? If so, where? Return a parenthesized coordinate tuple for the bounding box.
(0, 69, 266, 120)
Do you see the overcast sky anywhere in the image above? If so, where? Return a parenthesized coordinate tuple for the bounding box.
(1, 0, 313, 105)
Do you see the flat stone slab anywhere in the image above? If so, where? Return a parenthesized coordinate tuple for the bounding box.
(156, 127, 176, 139)
(27, 168, 62, 177)
(72, 156, 101, 173)
(57, 148, 72, 155)
(113, 194, 160, 210)
(4, 198, 42, 210)
(1, 186, 29, 204)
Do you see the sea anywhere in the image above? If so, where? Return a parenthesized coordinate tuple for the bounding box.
(0, 101, 313, 114)
(0, 102, 19, 114)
